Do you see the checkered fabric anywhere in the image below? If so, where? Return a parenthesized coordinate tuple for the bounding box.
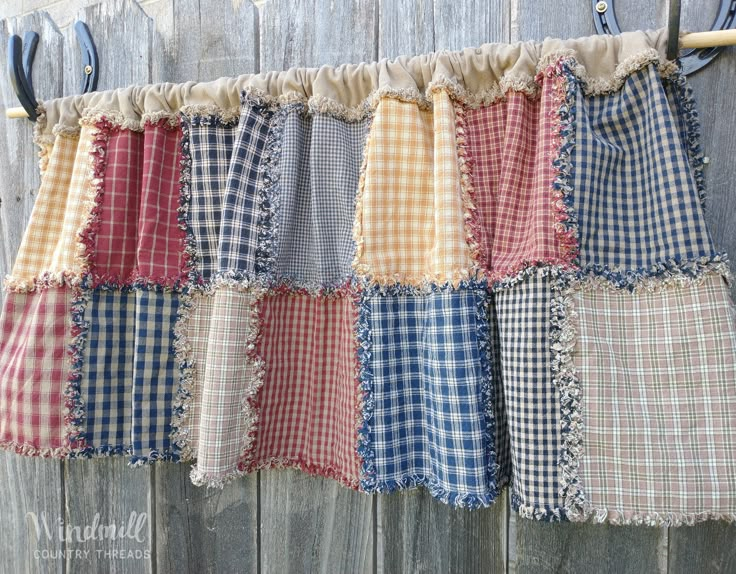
(573, 64, 715, 272)
(193, 286, 261, 481)
(464, 82, 562, 279)
(131, 290, 180, 458)
(495, 273, 563, 515)
(365, 285, 496, 502)
(356, 92, 471, 284)
(137, 123, 186, 282)
(275, 111, 368, 287)
(187, 118, 237, 281)
(573, 274, 736, 520)
(95, 130, 144, 282)
(217, 103, 271, 277)
(0, 288, 71, 453)
(81, 289, 135, 451)
(253, 292, 359, 483)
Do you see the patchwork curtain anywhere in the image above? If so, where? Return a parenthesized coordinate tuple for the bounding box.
(1, 28, 735, 526)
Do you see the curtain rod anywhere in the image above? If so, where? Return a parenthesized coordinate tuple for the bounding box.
(4, 29, 736, 120)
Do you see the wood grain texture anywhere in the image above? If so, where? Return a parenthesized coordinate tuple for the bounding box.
(378, 0, 434, 59)
(377, 489, 508, 574)
(668, 522, 736, 574)
(64, 459, 153, 573)
(258, 0, 378, 70)
(433, 0, 509, 50)
(260, 470, 373, 573)
(154, 465, 258, 574)
(148, 0, 259, 83)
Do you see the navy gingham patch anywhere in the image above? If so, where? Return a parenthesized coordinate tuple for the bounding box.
(495, 273, 563, 519)
(217, 103, 273, 277)
(80, 289, 135, 454)
(186, 117, 237, 281)
(131, 290, 180, 461)
(573, 64, 715, 273)
(273, 111, 368, 288)
(364, 284, 498, 506)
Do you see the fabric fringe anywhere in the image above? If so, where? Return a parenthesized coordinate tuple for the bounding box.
(64, 287, 91, 453)
(514, 496, 567, 522)
(356, 285, 376, 492)
(578, 508, 736, 527)
(0, 440, 69, 459)
(369, 475, 499, 510)
(246, 457, 360, 490)
(129, 450, 180, 466)
(180, 105, 241, 126)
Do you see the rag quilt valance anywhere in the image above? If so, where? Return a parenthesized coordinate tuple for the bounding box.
(2, 27, 735, 526)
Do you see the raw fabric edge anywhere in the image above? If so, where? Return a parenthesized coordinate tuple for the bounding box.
(245, 457, 360, 491)
(356, 283, 377, 492)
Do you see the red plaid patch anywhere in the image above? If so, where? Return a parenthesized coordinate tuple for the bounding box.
(252, 292, 360, 486)
(94, 129, 144, 283)
(0, 288, 71, 455)
(137, 123, 186, 283)
(465, 82, 563, 280)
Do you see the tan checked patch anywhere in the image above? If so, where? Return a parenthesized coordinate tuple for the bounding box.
(573, 274, 736, 522)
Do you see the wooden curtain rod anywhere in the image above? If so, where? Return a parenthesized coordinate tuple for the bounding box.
(4, 29, 736, 120)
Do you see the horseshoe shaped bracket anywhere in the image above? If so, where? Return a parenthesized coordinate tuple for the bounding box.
(592, 0, 736, 75)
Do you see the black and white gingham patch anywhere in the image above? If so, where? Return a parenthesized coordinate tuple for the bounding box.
(274, 111, 368, 288)
(573, 64, 715, 273)
(495, 273, 562, 515)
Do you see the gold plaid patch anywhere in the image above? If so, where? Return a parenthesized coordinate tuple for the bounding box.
(355, 91, 472, 285)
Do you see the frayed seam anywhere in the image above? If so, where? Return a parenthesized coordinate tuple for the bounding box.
(0, 440, 70, 458)
(68, 444, 131, 458)
(512, 494, 568, 522)
(129, 450, 181, 466)
(180, 105, 241, 127)
(64, 287, 91, 451)
(356, 287, 377, 492)
(177, 117, 199, 286)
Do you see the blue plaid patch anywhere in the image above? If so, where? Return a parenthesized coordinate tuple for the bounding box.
(273, 111, 368, 288)
(573, 64, 715, 273)
(186, 116, 237, 281)
(131, 290, 180, 461)
(217, 102, 273, 277)
(363, 284, 498, 506)
(494, 272, 563, 519)
(81, 289, 135, 454)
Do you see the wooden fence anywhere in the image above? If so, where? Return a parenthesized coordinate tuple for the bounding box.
(0, 1, 734, 572)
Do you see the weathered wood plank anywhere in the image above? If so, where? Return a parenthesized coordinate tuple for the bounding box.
(148, 0, 259, 83)
(378, 0, 434, 59)
(512, 0, 595, 42)
(153, 466, 258, 574)
(64, 459, 153, 573)
(432, 0, 509, 50)
(260, 470, 373, 573)
(668, 522, 736, 574)
(377, 489, 508, 574)
(258, 0, 378, 71)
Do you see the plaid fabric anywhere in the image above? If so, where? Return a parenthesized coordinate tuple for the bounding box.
(8, 137, 78, 284)
(356, 93, 471, 284)
(81, 289, 135, 451)
(131, 290, 180, 458)
(495, 273, 562, 515)
(187, 119, 237, 281)
(95, 130, 144, 282)
(193, 286, 261, 480)
(253, 291, 359, 483)
(365, 285, 496, 501)
(275, 112, 368, 287)
(573, 64, 715, 272)
(573, 274, 736, 520)
(0, 288, 71, 452)
(465, 83, 561, 279)
(217, 103, 272, 277)
(137, 123, 186, 282)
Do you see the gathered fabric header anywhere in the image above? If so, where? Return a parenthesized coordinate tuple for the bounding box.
(1, 27, 735, 527)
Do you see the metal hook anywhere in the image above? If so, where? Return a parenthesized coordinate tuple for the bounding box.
(667, 0, 681, 60)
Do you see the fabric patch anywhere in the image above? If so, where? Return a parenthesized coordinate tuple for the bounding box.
(131, 290, 180, 461)
(364, 284, 497, 506)
(495, 272, 563, 518)
(187, 118, 237, 281)
(573, 64, 715, 273)
(274, 110, 368, 288)
(217, 102, 272, 278)
(0, 288, 71, 454)
(80, 289, 135, 453)
(355, 92, 472, 285)
(190, 286, 262, 485)
(94, 129, 144, 283)
(252, 291, 359, 485)
(573, 274, 736, 523)
(136, 123, 186, 283)
(464, 83, 564, 280)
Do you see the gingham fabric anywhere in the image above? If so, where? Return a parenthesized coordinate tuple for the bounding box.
(495, 273, 563, 517)
(573, 274, 736, 521)
(573, 64, 716, 273)
(274, 111, 368, 288)
(3, 34, 736, 524)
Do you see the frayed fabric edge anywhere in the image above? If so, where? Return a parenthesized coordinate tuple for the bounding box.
(370, 475, 501, 510)
(572, 508, 736, 527)
(245, 457, 360, 490)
